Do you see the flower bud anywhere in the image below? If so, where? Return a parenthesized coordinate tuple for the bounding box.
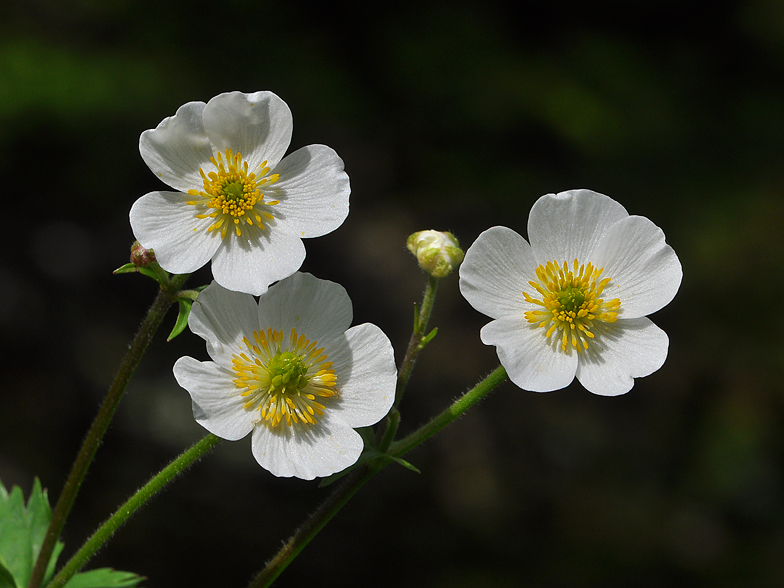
(130, 241, 156, 267)
(406, 230, 465, 278)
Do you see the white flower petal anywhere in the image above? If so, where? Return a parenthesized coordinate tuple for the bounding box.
(188, 282, 260, 366)
(129, 190, 221, 274)
(267, 145, 351, 238)
(202, 91, 292, 171)
(590, 215, 683, 319)
(528, 190, 628, 265)
(481, 317, 578, 392)
(459, 226, 537, 319)
(254, 272, 353, 344)
(173, 357, 254, 440)
(575, 317, 669, 396)
(139, 101, 212, 194)
(210, 225, 306, 296)
(250, 415, 363, 480)
(328, 323, 396, 427)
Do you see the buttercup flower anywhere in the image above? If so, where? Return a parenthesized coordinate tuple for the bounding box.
(130, 91, 350, 295)
(173, 272, 396, 479)
(459, 189, 682, 396)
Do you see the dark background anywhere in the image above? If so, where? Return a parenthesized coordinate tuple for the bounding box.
(2, 1, 783, 586)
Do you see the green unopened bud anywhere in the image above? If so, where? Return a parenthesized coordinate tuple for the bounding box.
(406, 230, 464, 278)
(130, 241, 156, 267)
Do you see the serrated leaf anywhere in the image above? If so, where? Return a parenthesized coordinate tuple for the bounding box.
(0, 481, 143, 588)
(167, 297, 193, 341)
(0, 478, 57, 588)
(63, 568, 144, 588)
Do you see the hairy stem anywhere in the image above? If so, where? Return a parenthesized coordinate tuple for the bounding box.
(29, 274, 189, 588)
(46, 434, 221, 588)
(248, 366, 508, 588)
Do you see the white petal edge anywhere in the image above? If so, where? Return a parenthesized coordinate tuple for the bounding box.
(480, 317, 578, 392)
(268, 145, 351, 238)
(173, 357, 255, 441)
(327, 323, 396, 428)
(139, 101, 213, 194)
(210, 223, 306, 296)
(250, 414, 363, 480)
(254, 272, 353, 345)
(575, 317, 669, 396)
(589, 215, 683, 319)
(459, 226, 537, 320)
(129, 191, 221, 274)
(528, 190, 629, 266)
(187, 282, 260, 368)
(202, 91, 293, 172)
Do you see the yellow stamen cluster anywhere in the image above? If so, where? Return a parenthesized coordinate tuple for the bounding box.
(523, 259, 621, 352)
(186, 149, 280, 239)
(231, 327, 338, 428)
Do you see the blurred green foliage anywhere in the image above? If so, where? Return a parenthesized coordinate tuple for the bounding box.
(1, 1, 783, 587)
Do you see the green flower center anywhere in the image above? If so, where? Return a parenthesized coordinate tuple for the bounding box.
(523, 259, 621, 352)
(185, 149, 280, 239)
(556, 285, 586, 313)
(222, 180, 246, 202)
(267, 351, 310, 395)
(231, 328, 339, 428)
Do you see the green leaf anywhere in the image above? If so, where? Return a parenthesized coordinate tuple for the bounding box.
(113, 264, 161, 283)
(0, 477, 58, 588)
(167, 297, 193, 341)
(418, 327, 438, 350)
(112, 263, 138, 275)
(318, 448, 421, 487)
(43, 541, 65, 585)
(0, 480, 143, 588)
(0, 561, 18, 588)
(63, 568, 145, 588)
(389, 456, 421, 474)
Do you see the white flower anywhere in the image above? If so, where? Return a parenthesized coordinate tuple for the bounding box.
(459, 189, 682, 396)
(130, 91, 350, 295)
(173, 272, 396, 479)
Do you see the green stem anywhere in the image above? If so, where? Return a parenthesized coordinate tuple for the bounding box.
(29, 274, 190, 588)
(395, 275, 438, 409)
(248, 465, 379, 588)
(46, 434, 222, 588)
(248, 366, 508, 588)
(377, 407, 400, 453)
(388, 366, 507, 457)
(376, 275, 438, 453)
